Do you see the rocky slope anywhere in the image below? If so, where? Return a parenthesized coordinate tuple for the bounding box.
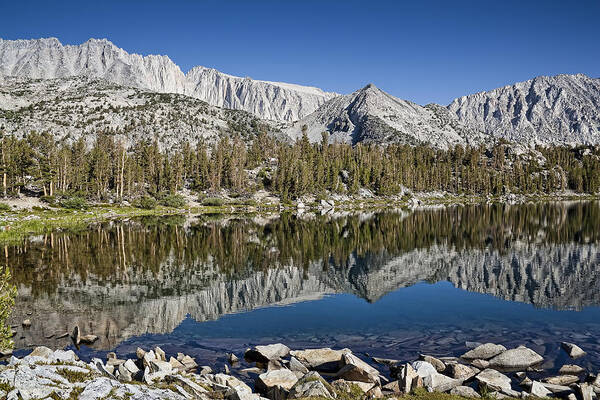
(284, 84, 488, 149)
(0, 76, 277, 147)
(448, 74, 600, 145)
(0, 37, 337, 121)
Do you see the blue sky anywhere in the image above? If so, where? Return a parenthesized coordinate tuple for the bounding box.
(1, 0, 598, 105)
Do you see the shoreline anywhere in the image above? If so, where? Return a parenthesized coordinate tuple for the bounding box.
(0, 193, 597, 245)
(0, 340, 597, 400)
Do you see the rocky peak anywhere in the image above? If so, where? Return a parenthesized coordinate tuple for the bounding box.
(285, 84, 488, 148)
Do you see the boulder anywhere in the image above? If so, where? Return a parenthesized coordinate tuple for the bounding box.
(169, 356, 186, 372)
(561, 342, 586, 359)
(450, 386, 481, 398)
(289, 348, 351, 372)
(143, 350, 157, 368)
(22, 319, 31, 328)
(575, 383, 594, 400)
(488, 347, 543, 370)
(372, 357, 399, 367)
(246, 344, 290, 363)
(117, 363, 132, 382)
(559, 364, 585, 375)
(530, 381, 552, 398)
(181, 355, 198, 371)
(335, 353, 380, 384)
(166, 375, 209, 397)
(382, 380, 402, 394)
(256, 369, 299, 393)
(228, 353, 239, 364)
(476, 369, 512, 393)
(149, 360, 173, 374)
(419, 355, 446, 372)
(366, 386, 383, 398)
(471, 359, 490, 369)
(289, 357, 308, 374)
(446, 363, 477, 380)
(214, 373, 252, 393)
(136, 347, 146, 360)
(332, 379, 375, 394)
(288, 372, 334, 399)
(53, 349, 77, 363)
(29, 346, 53, 359)
(543, 375, 579, 386)
(423, 372, 463, 392)
(541, 382, 574, 396)
(461, 343, 506, 360)
(400, 363, 423, 393)
(411, 361, 437, 378)
(123, 359, 140, 375)
(154, 346, 166, 361)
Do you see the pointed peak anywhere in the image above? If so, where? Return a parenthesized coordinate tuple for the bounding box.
(84, 38, 116, 47)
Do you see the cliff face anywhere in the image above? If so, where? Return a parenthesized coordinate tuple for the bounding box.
(0, 38, 337, 121)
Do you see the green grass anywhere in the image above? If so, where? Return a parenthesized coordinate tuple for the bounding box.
(55, 367, 92, 383)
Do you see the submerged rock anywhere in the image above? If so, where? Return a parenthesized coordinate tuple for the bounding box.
(543, 375, 579, 385)
(559, 364, 585, 375)
(561, 342, 586, 359)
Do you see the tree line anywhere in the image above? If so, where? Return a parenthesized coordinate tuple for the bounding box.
(0, 130, 599, 202)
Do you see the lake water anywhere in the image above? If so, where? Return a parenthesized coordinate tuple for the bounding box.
(7, 202, 600, 373)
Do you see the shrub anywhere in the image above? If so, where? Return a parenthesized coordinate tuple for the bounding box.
(134, 196, 157, 210)
(40, 195, 56, 206)
(201, 197, 225, 207)
(0, 203, 11, 212)
(159, 194, 187, 208)
(59, 196, 88, 210)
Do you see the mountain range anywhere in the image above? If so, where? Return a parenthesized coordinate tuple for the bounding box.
(1, 37, 599, 148)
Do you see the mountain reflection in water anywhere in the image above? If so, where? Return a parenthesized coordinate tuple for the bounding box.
(7, 202, 600, 368)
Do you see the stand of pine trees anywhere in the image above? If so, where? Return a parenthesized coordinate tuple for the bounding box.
(0, 130, 599, 201)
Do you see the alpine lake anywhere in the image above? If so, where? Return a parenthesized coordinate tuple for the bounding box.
(7, 201, 600, 375)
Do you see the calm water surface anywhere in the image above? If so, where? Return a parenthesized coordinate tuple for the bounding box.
(7, 202, 600, 372)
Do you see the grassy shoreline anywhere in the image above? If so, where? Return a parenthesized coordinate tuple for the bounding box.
(0, 193, 597, 245)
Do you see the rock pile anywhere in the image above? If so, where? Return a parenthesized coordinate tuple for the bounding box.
(0, 341, 598, 400)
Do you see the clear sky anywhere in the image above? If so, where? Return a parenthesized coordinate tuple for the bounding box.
(1, 0, 598, 105)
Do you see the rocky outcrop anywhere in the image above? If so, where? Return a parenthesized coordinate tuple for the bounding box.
(0, 37, 337, 121)
(0, 76, 277, 148)
(448, 73, 600, 145)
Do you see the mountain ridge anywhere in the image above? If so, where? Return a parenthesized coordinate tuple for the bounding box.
(447, 73, 600, 145)
(0, 37, 338, 121)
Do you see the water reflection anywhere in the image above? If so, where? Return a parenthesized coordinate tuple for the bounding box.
(7, 202, 600, 354)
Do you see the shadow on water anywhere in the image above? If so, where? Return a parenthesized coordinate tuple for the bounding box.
(7, 201, 600, 371)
